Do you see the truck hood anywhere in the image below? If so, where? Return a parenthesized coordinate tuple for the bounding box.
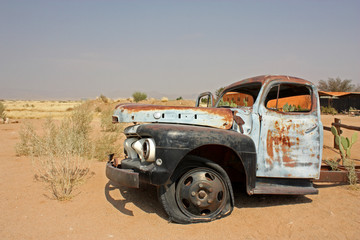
(113, 103, 234, 130)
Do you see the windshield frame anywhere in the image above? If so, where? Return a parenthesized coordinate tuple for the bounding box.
(215, 82, 263, 108)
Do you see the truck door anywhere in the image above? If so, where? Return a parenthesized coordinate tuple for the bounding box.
(257, 82, 322, 178)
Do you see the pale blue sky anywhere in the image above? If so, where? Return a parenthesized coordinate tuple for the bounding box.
(1, 0, 359, 99)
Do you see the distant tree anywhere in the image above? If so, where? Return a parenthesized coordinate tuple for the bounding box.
(176, 96, 183, 100)
(132, 92, 147, 102)
(215, 87, 225, 100)
(317, 77, 356, 92)
(355, 85, 360, 92)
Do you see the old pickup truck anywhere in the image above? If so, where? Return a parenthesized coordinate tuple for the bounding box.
(106, 75, 323, 223)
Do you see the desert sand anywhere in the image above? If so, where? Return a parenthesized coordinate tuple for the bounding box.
(1, 114, 359, 240)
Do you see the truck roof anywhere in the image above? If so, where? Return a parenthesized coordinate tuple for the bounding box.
(224, 75, 315, 92)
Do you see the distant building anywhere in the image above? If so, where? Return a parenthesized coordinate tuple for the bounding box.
(318, 91, 360, 112)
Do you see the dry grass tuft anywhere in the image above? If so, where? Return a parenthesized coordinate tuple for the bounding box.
(100, 108, 123, 133)
(94, 133, 121, 161)
(34, 155, 91, 201)
(344, 158, 359, 188)
(94, 107, 125, 161)
(0, 101, 7, 122)
(16, 103, 94, 200)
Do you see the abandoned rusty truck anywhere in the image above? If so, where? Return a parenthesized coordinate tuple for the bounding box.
(106, 75, 323, 223)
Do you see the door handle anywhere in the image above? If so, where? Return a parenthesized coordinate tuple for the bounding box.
(305, 124, 318, 133)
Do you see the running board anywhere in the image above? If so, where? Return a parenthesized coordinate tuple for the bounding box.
(253, 178, 318, 195)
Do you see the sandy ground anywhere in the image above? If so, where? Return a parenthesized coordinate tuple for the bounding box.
(1, 115, 360, 240)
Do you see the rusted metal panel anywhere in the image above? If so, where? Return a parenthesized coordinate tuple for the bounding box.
(255, 78, 323, 179)
(113, 104, 234, 130)
(258, 116, 322, 178)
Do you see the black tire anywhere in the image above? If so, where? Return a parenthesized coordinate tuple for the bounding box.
(158, 156, 234, 224)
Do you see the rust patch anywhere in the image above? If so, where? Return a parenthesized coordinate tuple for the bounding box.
(267, 120, 298, 167)
(233, 115, 245, 126)
(233, 115, 245, 133)
(115, 103, 234, 130)
(266, 129, 274, 161)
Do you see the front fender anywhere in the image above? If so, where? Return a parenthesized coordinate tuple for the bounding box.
(136, 124, 257, 188)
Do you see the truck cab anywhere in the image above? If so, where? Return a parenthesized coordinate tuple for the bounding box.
(106, 75, 323, 223)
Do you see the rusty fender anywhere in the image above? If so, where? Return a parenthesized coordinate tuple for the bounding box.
(134, 123, 257, 189)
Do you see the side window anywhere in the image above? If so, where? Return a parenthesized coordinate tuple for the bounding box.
(265, 84, 312, 112)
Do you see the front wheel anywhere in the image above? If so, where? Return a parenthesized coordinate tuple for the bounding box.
(159, 161, 234, 223)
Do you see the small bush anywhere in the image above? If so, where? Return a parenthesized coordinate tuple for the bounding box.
(324, 158, 340, 171)
(34, 153, 91, 201)
(0, 102, 6, 122)
(176, 96, 183, 100)
(101, 108, 122, 132)
(321, 106, 338, 115)
(15, 123, 39, 156)
(16, 103, 94, 200)
(94, 133, 120, 161)
(95, 106, 102, 113)
(99, 94, 109, 103)
(344, 158, 358, 187)
(161, 97, 168, 102)
(132, 92, 147, 102)
(218, 99, 237, 107)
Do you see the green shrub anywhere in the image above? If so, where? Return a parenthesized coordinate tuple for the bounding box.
(243, 98, 248, 107)
(321, 106, 338, 115)
(132, 92, 147, 102)
(283, 103, 296, 112)
(218, 99, 237, 107)
(331, 126, 358, 186)
(176, 96, 183, 100)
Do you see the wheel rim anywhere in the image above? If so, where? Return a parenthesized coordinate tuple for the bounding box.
(175, 168, 227, 219)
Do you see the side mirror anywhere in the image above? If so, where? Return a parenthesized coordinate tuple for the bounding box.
(195, 92, 215, 107)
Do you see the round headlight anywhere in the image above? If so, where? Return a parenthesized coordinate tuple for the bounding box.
(131, 138, 156, 162)
(143, 140, 150, 160)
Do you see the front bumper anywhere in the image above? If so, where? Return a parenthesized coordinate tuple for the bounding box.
(106, 162, 139, 188)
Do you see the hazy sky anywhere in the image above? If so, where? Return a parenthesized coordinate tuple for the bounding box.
(1, 0, 359, 100)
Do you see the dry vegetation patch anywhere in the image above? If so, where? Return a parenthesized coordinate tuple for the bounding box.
(16, 103, 95, 200)
(2, 100, 82, 119)
(12, 97, 196, 199)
